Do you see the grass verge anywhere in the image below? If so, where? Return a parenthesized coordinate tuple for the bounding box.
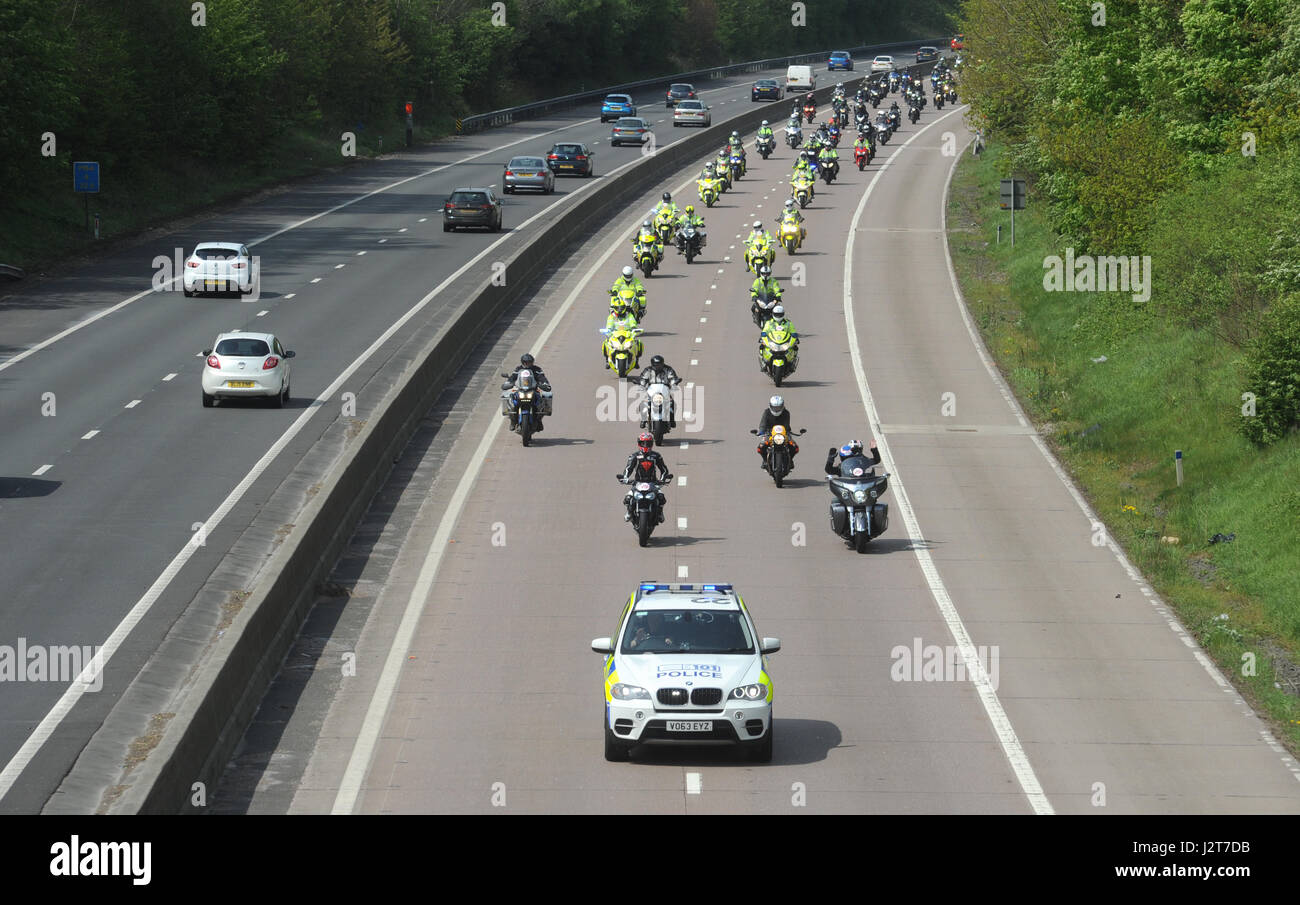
(947, 142, 1300, 755)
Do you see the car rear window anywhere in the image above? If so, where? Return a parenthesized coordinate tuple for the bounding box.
(757, 80, 775, 87)
(616, 118, 642, 127)
(449, 191, 488, 204)
(195, 248, 240, 260)
(677, 101, 702, 110)
(554, 144, 582, 154)
(509, 158, 544, 168)
(605, 95, 630, 103)
(215, 338, 270, 357)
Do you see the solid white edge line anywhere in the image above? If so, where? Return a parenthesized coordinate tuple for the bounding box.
(0, 144, 658, 805)
(938, 136, 1300, 787)
(842, 106, 1054, 815)
(329, 162, 712, 814)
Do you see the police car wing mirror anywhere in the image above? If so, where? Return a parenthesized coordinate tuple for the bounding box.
(760, 637, 782, 655)
(591, 637, 614, 655)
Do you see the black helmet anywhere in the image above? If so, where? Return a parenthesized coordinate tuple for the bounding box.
(662, 192, 671, 203)
(520, 353, 535, 367)
(650, 354, 665, 368)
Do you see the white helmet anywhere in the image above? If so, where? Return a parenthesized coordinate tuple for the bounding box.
(753, 220, 762, 229)
(622, 265, 634, 279)
(762, 119, 769, 126)
(769, 395, 784, 415)
(642, 220, 652, 229)
(784, 199, 794, 209)
(772, 305, 785, 318)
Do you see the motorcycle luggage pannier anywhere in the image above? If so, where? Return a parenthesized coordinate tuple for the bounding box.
(500, 393, 512, 416)
(829, 500, 848, 536)
(870, 502, 889, 538)
(539, 390, 554, 416)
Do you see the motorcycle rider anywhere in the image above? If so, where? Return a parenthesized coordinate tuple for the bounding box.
(825, 439, 881, 476)
(632, 219, 663, 264)
(750, 263, 784, 309)
(620, 431, 672, 523)
(756, 395, 799, 470)
(502, 353, 551, 432)
(651, 191, 678, 220)
(760, 304, 798, 346)
(637, 354, 681, 428)
(610, 264, 647, 305)
(756, 119, 775, 145)
(675, 204, 707, 252)
(776, 198, 806, 236)
(603, 300, 642, 366)
(818, 142, 840, 177)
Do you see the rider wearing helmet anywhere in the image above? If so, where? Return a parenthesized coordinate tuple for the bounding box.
(750, 263, 784, 303)
(637, 354, 681, 428)
(825, 439, 881, 476)
(633, 218, 664, 263)
(620, 432, 672, 523)
(759, 304, 798, 347)
(502, 353, 552, 432)
(652, 191, 679, 220)
(610, 264, 647, 305)
(675, 203, 707, 252)
(756, 395, 799, 470)
(756, 119, 775, 143)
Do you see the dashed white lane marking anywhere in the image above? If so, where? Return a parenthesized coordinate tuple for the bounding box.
(677, 476, 687, 486)
(124, 400, 140, 409)
(694, 337, 702, 343)
(310, 278, 322, 283)
(32, 465, 51, 476)
(723, 257, 730, 262)
(679, 442, 688, 451)
(710, 284, 717, 289)
(256, 310, 268, 317)
(81, 430, 98, 440)
(677, 565, 689, 578)
(678, 517, 688, 529)
(842, 106, 1052, 815)
(700, 317, 707, 323)
(334, 264, 346, 269)
(686, 772, 702, 794)
(705, 299, 711, 305)
(690, 359, 698, 365)
(417, 218, 427, 223)
(284, 293, 296, 299)
(356, 251, 367, 256)
(729, 245, 736, 249)
(378, 238, 388, 243)
(163, 373, 177, 382)
(398, 228, 407, 233)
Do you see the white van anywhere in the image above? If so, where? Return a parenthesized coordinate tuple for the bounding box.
(786, 65, 815, 92)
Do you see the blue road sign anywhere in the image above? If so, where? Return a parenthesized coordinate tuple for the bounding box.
(73, 162, 100, 193)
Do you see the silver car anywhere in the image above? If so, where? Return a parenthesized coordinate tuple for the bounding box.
(610, 117, 652, 146)
(200, 332, 295, 408)
(183, 242, 255, 297)
(672, 100, 711, 127)
(503, 156, 554, 194)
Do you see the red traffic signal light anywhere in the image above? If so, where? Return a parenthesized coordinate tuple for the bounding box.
(405, 102, 413, 115)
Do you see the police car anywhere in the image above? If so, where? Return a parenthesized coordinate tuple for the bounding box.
(591, 583, 780, 762)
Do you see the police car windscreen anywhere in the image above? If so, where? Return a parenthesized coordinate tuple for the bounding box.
(622, 609, 754, 655)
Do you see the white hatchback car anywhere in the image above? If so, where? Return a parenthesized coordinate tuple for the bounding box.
(201, 332, 294, 407)
(183, 242, 256, 297)
(592, 582, 780, 763)
(871, 55, 896, 72)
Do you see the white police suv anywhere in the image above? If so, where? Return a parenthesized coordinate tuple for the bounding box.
(591, 583, 780, 762)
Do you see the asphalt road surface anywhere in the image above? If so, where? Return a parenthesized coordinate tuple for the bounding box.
(213, 90, 1300, 814)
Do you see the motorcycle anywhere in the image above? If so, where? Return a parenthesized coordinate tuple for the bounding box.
(729, 152, 745, 181)
(791, 173, 814, 208)
(617, 475, 670, 547)
(600, 325, 643, 377)
(500, 368, 552, 447)
(886, 109, 901, 132)
(654, 209, 677, 248)
(828, 124, 841, 147)
(636, 373, 678, 445)
(819, 156, 839, 184)
(751, 426, 806, 488)
(744, 236, 775, 273)
(778, 216, 803, 255)
(756, 133, 776, 159)
(609, 284, 646, 321)
(634, 239, 659, 278)
(697, 174, 720, 207)
(716, 159, 733, 191)
(934, 92, 945, 110)
(785, 122, 803, 149)
(853, 143, 870, 170)
(908, 104, 920, 124)
(802, 101, 816, 123)
(874, 119, 891, 146)
(827, 469, 890, 552)
(677, 221, 703, 264)
(758, 323, 798, 386)
(946, 86, 957, 103)
(751, 287, 781, 327)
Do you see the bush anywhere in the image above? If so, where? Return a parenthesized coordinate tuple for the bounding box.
(1240, 294, 1300, 445)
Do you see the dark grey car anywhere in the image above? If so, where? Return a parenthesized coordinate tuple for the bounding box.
(443, 187, 503, 232)
(503, 157, 554, 194)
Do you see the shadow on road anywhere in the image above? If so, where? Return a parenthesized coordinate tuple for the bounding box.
(628, 718, 842, 767)
(0, 477, 61, 499)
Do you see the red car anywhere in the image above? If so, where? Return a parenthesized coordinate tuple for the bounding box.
(951, 34, 965, 50)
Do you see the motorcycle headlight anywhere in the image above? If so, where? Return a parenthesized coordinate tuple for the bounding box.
(773, 434, 786, 445)
(853, 489, 868, 504)
(518, 391, 534, 401)
(653, 393, 665, 405)
(729, 684, 767, 701)
(611, 683, 651, 701)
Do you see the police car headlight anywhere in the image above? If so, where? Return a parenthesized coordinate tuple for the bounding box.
(611, 683, 651, 701)
(729, 684, 766, 701)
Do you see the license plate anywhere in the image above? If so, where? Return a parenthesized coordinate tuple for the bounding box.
(559, 164, 574, 169)
(666, 720, 712, 732)
(204, 280, 223, 287)
(226, 380, 255, 388)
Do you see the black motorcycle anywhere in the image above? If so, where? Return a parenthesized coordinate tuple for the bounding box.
(827, 471, 890, 552)
(617, 474, 671, 547)
(751, 427, 807, 488)
(751, 287, 780, 327)
(678, 222, 703, 264)
(908, 104, 920, 124)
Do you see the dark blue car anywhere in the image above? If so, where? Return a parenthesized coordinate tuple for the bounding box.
(828, 51, 854, 71)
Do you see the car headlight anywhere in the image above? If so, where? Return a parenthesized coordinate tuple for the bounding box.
(611, 683, 650, 701)
(729, 684, 767, 701)
(853, 489, 868, 503)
